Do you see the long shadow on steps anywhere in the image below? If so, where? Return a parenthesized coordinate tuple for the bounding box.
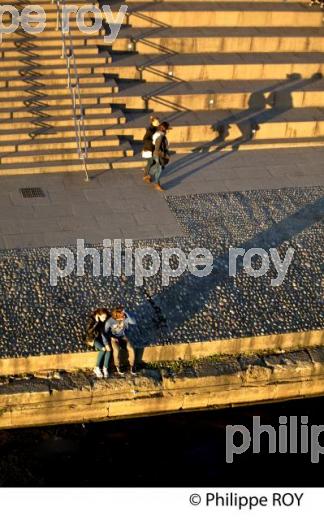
(214, 73, 323, 148)
(163, 72, 323, 188)
(13, 18, 54, 140)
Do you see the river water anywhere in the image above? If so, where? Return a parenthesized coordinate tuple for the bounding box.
(0, 395, 323, 486)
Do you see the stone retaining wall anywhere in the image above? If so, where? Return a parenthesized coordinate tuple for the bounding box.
(1, 347, 324, 430)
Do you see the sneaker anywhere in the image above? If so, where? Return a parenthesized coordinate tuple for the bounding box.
(116, 367, 125, 376)
(103, 367, 109, 379)
(154, 183, 165, 192)
(130, 365, 137, 376)
(143, 175, 152, 184)
(94, 367, 103, 378)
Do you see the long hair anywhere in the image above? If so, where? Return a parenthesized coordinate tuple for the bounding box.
(90, 308, 110, 320)
(85, 308, 111, 345)
(158, 122, 170, 132)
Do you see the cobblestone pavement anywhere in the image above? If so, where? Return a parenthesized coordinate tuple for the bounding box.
(0, 186, 322, 358)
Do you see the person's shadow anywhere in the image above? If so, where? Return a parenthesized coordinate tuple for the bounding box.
(163, 72, 323, 187)
(215, 73, 299, 150)
(217, 72, 323, 151)
(162, 84, 276, 185)
(232, 88, 269, 145)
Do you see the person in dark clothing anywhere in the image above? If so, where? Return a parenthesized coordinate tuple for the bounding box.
(148, 122, 171, 192)
(142, 115, 160, 181)
(85, 308, 112, 378)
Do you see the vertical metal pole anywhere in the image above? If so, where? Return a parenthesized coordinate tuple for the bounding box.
(55, 0, 90, 182)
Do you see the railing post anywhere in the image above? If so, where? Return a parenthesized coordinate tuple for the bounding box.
(54, 0, 90, 182)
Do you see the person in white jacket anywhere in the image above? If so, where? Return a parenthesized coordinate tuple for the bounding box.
(142, 115, 160, 181)
(148, 122, 171, 192)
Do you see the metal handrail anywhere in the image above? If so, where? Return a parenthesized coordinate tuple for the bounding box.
(52, 0, 90, 181)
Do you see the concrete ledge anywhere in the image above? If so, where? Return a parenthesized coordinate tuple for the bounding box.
(1, 347, 324, 429)
(0, 329, 322, 377)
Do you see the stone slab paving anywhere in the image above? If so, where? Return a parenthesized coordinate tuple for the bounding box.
(0, 171, 183, 249)
(0, 177, 322, 357)
(164, 146, 324, 195)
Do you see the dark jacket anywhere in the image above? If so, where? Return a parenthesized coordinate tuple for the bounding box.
(142, 125, 156, 152)
(153, 131, 169, 165)
(85, 317, 109, 347)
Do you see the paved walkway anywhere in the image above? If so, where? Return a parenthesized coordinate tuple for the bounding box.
(0, 170, 182, 249)
(164, 145, 324, 194)
(0, 147, 323, 249)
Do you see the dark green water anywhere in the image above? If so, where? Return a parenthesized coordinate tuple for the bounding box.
(1, 396, 324, 487)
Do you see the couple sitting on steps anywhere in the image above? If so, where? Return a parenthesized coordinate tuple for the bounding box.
(142, 116, 171, 192)
(86, 307, 137, 379)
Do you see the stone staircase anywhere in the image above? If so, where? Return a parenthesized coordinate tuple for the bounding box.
(1, 0, 324, 176)
(0, 0, 141, 176)
(110, 0, 324, 153)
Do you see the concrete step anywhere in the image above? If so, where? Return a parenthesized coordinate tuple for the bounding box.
(1, 26, 106, 39)
(0, 80, 118, 99)
(0, 52, 111, 69)
(114, 107, 324, 141)
(0, 135, 120, 154)
(0, 94, 113, 110)
(0, 156, 145, 175)
(0, 43, 100, 60)
(112, 77, 324, 110)
(108, 51, 324, 82)
(113, 26, 324, 54)
(0, 110, 125, 132)
(1, 10, 97, 23)
(1, 64, 112, 78)
(9, 21, 103, 33)
(0, 102, 114, 119)
(124, 2, 323, 27)
(1, 72, 106, 89)
(0, 158, 110, 175)
(0, 56, 111, 74)
(0, 43, 100, 58)
(0, 32, 105, 48)
(0, 116, 122, 133)
(10, 25, 323, 56)
(0, 112, 126, 141)
(0, 142, 134, 165)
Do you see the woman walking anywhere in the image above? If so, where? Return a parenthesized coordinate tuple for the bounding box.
(148, 122, 171, 192)
(142, 115, 160, 182)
